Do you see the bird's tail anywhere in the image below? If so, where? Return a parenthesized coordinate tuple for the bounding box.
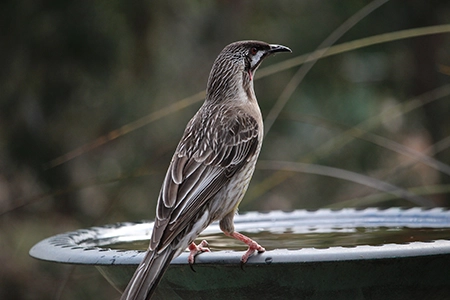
(120, 247, 175, 300)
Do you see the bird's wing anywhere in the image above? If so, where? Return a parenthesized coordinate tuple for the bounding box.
(150, 106, 260, 252)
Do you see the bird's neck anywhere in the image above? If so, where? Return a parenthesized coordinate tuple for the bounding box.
(206, 71, 256, 104)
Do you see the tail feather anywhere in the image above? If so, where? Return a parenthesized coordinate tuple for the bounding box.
(121, 248, 175, 300)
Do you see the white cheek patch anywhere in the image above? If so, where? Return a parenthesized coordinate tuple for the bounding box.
(250, 51, 265, 69)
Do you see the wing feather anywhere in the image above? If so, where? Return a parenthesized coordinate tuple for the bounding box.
(150, 106, 260, 252)
(171, 155, 188, 185)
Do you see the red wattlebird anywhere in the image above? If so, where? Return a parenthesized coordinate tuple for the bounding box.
(121, 40, 291, 300)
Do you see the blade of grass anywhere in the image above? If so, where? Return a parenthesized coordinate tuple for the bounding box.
(376, 134, 450, 187)
(45, 91, 206, 169)
(249, 85, 450, 204)
(263, 0, 390, 136)
(45, 24, 450, 168)
(257, 160, 433, 207)
(327, 183, 450, 208)
(284, 111, 450, 176)
(257, 24, 450, 80)
(0, 167, 155, 216)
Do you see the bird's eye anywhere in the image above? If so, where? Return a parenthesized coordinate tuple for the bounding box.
(250, 47, 258, 56)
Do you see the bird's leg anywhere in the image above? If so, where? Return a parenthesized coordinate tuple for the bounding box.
(188, 240, 210, 265)
(224, 231, 265, 263)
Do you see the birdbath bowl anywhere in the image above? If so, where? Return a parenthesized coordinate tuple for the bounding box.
(30, 208, 450, 299)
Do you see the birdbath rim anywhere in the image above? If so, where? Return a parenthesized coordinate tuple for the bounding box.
(29, 207, 450, 266)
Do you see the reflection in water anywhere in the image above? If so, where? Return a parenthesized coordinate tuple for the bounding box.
(104, 226, 450, 252)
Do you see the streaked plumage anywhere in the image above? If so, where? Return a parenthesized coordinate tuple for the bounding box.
(121, 40, 291, 300)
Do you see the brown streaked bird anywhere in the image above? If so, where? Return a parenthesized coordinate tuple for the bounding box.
(121, 40, 291, 300)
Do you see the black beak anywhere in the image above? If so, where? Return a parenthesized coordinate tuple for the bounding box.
(268, 44, 292, 54)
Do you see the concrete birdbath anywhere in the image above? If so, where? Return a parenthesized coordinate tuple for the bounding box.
(30, 208, 450, 299)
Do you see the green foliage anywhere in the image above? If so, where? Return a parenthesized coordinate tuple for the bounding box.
(1, 0, 450, 298)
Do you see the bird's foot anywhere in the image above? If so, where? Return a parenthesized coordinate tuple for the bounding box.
(225, 231, 265, 264)
(188, 240, 210, 265)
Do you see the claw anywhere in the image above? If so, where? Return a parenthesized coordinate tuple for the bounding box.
(240, 239, 265, 264)
(188, 240, 211, 269)
(223, 231, 266, 264)
(190, 263, 196, 272)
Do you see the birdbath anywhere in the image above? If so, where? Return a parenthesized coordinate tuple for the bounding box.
(30, 208, 450, 299)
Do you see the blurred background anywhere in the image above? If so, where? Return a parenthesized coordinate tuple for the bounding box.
(1, 0, 450, 299)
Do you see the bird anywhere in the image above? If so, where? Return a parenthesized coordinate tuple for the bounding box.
(121, 40, 291, 300)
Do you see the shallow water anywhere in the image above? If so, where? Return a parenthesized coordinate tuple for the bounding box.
(104, 226, 450, 252)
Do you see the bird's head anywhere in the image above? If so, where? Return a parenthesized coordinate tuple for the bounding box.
(206, 40, 291, 102)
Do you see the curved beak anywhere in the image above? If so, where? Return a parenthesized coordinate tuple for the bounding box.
(268, 44, 292, 54)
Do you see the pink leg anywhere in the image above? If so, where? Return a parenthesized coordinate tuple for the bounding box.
(224, 231, 265, 263)
(188, 240, 210, 265)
